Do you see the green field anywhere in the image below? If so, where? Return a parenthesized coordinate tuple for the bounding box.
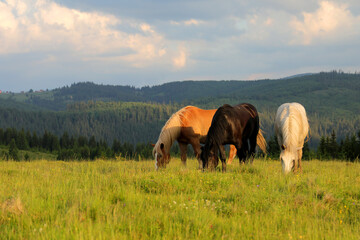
(1, 159, 359, 239)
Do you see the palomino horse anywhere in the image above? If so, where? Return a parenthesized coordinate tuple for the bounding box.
(152, 105, 266, 169)
(152, 106, 237, 169)
(275, 102, 309, 173)
(200, 103, 266, 172)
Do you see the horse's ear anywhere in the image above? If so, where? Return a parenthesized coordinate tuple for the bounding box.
(160, 143, 164, 150)
(150, 143, 155, 147)
(281, 144, 286, 150)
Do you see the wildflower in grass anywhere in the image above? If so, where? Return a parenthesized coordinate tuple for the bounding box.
(173, 201, 177, 204)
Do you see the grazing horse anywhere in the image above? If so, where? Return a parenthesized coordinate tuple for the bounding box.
(200, 103, 266, 172)
(275, 102, 309, 173)
(152, 106, 238, 169)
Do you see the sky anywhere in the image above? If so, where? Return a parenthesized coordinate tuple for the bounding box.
(1, 0, 360, 92)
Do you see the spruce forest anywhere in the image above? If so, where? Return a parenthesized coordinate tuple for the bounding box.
(0, 71, 359, 161)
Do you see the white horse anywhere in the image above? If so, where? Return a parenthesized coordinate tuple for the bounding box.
(275, 103, 309, 173)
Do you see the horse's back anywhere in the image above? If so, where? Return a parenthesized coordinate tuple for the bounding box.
(180, 106, 216, 136)
(219, 103, 257, 118)
(288, 102, 309, 137)
(276, 102, 307, 124)
(236, 103, 258, 118)
(212, 103, 258, 139)
(275, 102, 309, 146)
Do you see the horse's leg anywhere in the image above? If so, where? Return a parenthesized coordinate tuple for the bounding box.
(249, 134, 257, 164)
(242, 139, 250, 163)
(235, 143, 246, 165)
(179, 142, 188, 167)
(190, 141, 202, 169)
(228, 145, 237, 165)
(298, 149, 303, 173)
(237, 147, 246, 164)
(219, 145, 227, 172)
(293, 159, 298, 172)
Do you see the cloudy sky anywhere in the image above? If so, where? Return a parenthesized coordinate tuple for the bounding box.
(1, 0, 360, 92)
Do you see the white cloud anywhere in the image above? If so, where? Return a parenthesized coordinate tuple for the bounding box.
(184, 19, 203, 26)
(172, 47, 187, 69)
(290, 1, 360, 45)
(170, 19, 204, 26)
(0, 0, 180, 69)
(2, 0, 360, 92)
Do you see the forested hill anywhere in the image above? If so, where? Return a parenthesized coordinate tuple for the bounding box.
(1, 71, 360, 114)
(1, 81, 250, 111)
(0, 71, 359, 148)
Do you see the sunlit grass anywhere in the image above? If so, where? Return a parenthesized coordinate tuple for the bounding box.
(0, 158, 359, 239)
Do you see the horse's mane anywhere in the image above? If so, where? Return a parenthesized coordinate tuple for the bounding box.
(277, 103, 309, 151)
(205, 104, 233, 150)
(153, 106, 190, 154)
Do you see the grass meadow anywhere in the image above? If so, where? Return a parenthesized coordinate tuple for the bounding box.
(1, 158, 360, 239)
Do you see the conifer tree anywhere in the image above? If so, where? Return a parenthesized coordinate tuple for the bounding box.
(9, 139, 20, 161)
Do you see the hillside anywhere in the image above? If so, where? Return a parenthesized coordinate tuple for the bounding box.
(1, 71, 359, 114)
(1, 71, 359, 115)
(0, 71, 359, 148)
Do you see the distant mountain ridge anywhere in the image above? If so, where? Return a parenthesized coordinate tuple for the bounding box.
(281, 73, 314, 79)
(0, 71, 359, 148)
(1, 71, 359, 113)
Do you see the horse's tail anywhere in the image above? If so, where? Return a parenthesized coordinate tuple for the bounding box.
(257, 129, 267, 154)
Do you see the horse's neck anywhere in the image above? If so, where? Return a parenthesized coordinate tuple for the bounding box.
(159, 127, 181, 152)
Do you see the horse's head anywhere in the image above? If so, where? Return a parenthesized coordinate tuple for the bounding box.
(280, 144, 296, 174)
(200, 144, 219, 170)
(152, 143, 170, 170)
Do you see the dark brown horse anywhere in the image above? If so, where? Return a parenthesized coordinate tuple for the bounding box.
(152, 106, 238, 169)
(200, 103, 264, 172)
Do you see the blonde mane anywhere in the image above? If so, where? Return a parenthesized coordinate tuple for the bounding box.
(153, 106, 190, 155)
(275, 103, 309, 152)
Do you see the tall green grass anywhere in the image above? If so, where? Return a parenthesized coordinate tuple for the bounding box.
(1, 159, 359, 239)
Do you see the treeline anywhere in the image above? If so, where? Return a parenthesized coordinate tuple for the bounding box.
(0, 102, 180, 146)
(0, 128, 153, 161)
(1, 127, 359, 162)
(2, 71, 360, 149)
(1, 100, 360, 150)
(266, 130, 360, 161)
(317, 130, 360, 161)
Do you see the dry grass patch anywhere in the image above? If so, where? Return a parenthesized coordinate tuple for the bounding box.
(1, 197, 24, 215)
